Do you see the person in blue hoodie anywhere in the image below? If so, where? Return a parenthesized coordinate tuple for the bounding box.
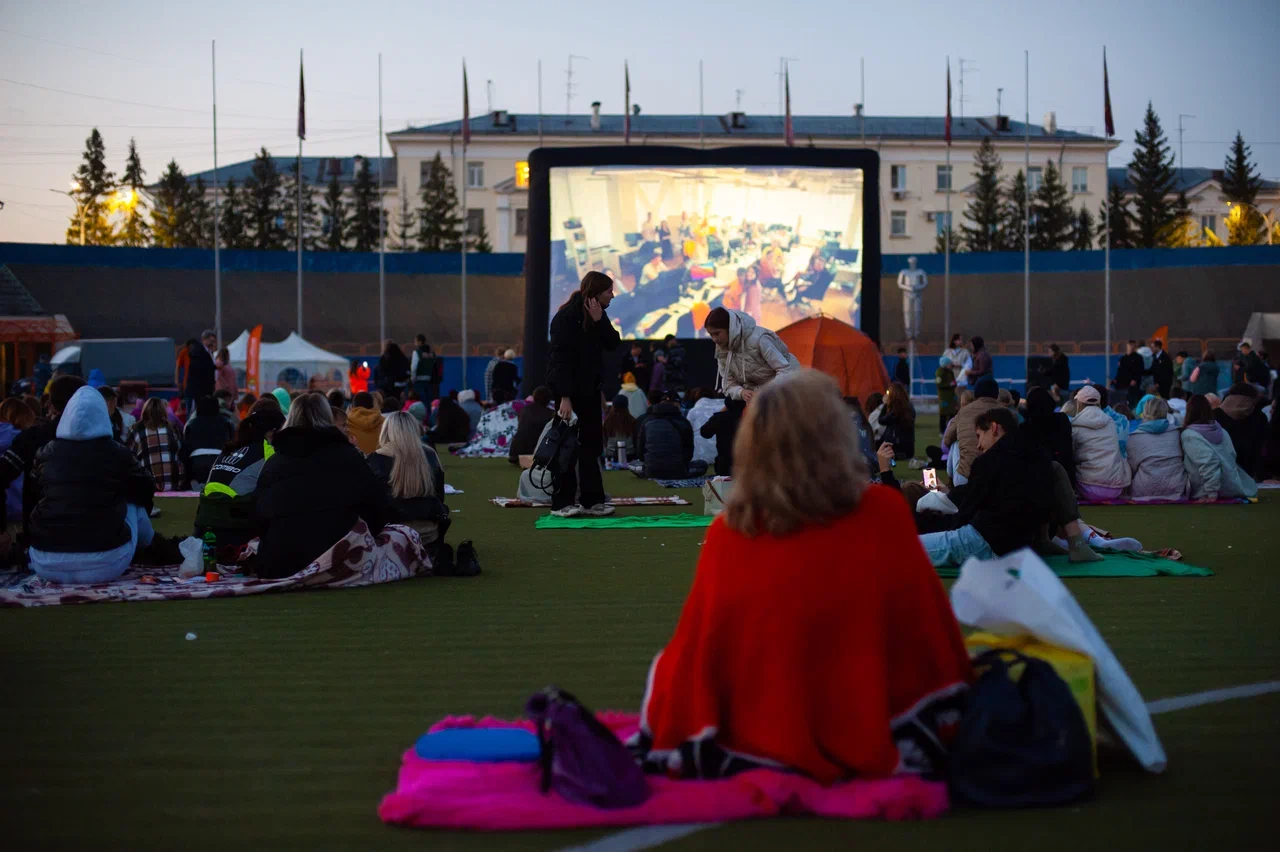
(27, 386, 157, 583)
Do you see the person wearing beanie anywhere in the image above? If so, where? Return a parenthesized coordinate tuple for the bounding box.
(703, 306, 799, 402)
(346, 391, 385, 455)
(941, 374, 1003, 484)
(271, 387, 293, 415)
(619, 371, 649, 419)
(1069, 385, 1131, 500)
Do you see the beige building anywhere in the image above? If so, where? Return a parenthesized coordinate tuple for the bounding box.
(1109, 166, 1280, 244)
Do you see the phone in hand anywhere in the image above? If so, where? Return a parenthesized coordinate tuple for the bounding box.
(923, 468, 939, 491)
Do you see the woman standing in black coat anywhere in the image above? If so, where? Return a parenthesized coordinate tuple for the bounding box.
(546, 271, 621, 517)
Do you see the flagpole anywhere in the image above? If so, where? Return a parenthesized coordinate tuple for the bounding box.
(698, 60, 705, 149)
(537, 59, 543, 147)
(378, 53, 386, 348)
(1023, 49, 1030, 383)
(297, 48, 304, 337)
(944, 56, 951, 349)
(211, 40, 221, 347)
(1103, 47, 1112, 384)
(461, 61, 469, 390)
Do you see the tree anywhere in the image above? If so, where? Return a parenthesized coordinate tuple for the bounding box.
(416, 153, 463, 251)
(1222, 131, 1265, 245)
(1097, 183, 1136, 248)
(391, 181, 417, 251)
(1070, 205, 1095, 250)
(114, 138, 151, 247)
(66, 128, 116, 245)
(151, 160, 192, 249)
(281, 161, 321, 251)
(1127, 102, 1178, 248)
(933, 227, 962, 254)
(1031, 160, 1074, 250)
(242, 147, 286, 250)
(470, 216, 493, 253)
(219, 178, 249, 249)
(186, 177, 214, 248)
(319, 173, 350, 251)
(1162, 191, 1197, 247)
(998, 169, 1028, 251)
(348, 156, 382, 251)
(959, 137, 1003, 252)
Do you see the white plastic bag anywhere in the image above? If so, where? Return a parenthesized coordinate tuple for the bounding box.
(702, 476, 733, 516)
(177, 536, 205, 579)
(917, 491, 959, 514)
(950, 548, 1167, 773)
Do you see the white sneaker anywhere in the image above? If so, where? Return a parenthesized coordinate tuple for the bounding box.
(149, 506, 162, 518)
(584, 503, 616, 517)
(551, 504, 585, 518)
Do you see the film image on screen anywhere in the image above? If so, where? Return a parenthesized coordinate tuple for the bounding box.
(549, 165, 865, 339)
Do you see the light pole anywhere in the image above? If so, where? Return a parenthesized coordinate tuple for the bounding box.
(1227, 201, 1277, 246)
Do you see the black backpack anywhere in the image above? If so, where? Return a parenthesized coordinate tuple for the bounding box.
(530, 416, 579, 494)
(948, 650, 1094, 808)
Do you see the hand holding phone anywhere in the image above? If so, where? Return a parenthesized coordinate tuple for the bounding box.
(923, 468, 939, 490)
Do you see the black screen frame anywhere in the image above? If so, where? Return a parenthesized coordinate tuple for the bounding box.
(522, 145, 881, 391)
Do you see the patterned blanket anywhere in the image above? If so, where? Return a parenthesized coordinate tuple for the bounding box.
(654, 477, 709, 489)
(1078, 497, 1256, 506)
(0, 521, 428, 608)
(490, 496, 691, 508)
(450, 401, 523, 458)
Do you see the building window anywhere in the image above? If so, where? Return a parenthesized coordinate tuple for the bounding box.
(890, 165, 907, 192)
(419, 160, 433, 187)
(1028, 166, 1043, 192)
(466, 161, 484, 188)
(515, 208, 529, 237)
(890, 210, 907, 237)
(1071, 167, 1088, 193)
(465, 208, 484, 236)
(1200, 214, 1216, 233)
(936, 165, 952, 192)
(935, 211, 953, 237)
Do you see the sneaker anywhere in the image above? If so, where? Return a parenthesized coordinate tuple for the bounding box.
(149, 506, 163, 518)
(584, 502, 616, 517)
(551, 504, 585, 518)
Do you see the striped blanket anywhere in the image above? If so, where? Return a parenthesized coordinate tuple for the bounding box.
(491, 496, 690, 509)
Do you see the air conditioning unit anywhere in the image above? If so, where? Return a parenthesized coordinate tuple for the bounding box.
(892, 188, 908, 199)
(924, 211, 937, 222)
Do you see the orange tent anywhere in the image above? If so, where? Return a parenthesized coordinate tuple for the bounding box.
(777, 315, 890, 403)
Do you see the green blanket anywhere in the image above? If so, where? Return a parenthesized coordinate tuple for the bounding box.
(535, 513, 714, 530)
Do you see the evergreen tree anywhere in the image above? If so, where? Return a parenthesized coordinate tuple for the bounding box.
(186, 177, 214, 248)
(933, 227, 962, 254)
(242, 147, 286, 250)
(281, 161, 321, 251)
(997, 169, 1028, 251)
(66, 128, 116, 245)
(115, 138, 151, 246)
(1127, 102, 1178, 248)
(1222, 131, 1265, 245)
(391, 182, 417, 251)
(416, 152, 463, 251)
(1070, 205, 1095, 250)
(151, 160, 192, 249)
(219, 178, 250, 249)
(349, 156, 382, 251)
(319, 173, 350, 251)
(959, 137, 1003, 252)
(1162, 191, 1197, 247)
(1031, 160, 1074, 250)
(1097, 183, 1136, 248)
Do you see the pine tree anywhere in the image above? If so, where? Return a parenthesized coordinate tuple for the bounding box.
(470, 216, 494, 253)
(242, 147, 286, 250)
(1127, 102, 1178, 248)
(151, 160, 192, 248)
(348, 156, 382, 251)
(1031, 160, 1074, 250)
(1097, 183, 1136, 248)
(998, 170, 1028, 251)
(1070, 205, 1095, 250)
(319, 173, 350, 251)
(1161, 191, 1197, 247)
(959, 137, 1003, 252)
(933, 227, 962, 254)
(219, 178, 250, 249)
(391, 182, 417, 251)
(416, 152, 463, 251)
(115, 138, 151, 247)
(281, 161, 321, 251)
(66, 128, 116, 245)
(1222, 131, 1265, 245)
(186, 177, 214, 248)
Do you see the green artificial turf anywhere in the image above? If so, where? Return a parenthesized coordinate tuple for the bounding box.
(2, 422, 1277, 851)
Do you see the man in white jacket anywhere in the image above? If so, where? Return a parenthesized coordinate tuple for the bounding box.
(704, 307, 800, 402)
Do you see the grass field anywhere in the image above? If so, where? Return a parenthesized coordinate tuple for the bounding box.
(3, 424, 1277, 851)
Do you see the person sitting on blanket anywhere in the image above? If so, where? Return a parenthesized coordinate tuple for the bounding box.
(1126, 397, 1189, 501)
(508, 386, 555, 465)
(699, 397, 745, 477)
(631, 369, 972, 782)
(194, 400, 286, 561)
(347, 392, 385, 455)
(942, 375, 1002, 485)
(127, 398, 185, 493)
(27, 386, 164, 584)
(428, 396, 473, 446)
(634, 391, 707, 480)
(367, 411, 450, 559)
(254, 393, 390, 579)
(180, 395, 235, 489)
(1069, 385, 1132, 501)
(1181, 394, 1258, 503)
(1214, 383, 1268, 481)
(602, 395, 637, 463)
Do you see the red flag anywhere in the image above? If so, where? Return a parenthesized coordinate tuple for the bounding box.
(783, 64, 794, 147)
(1103, 48, 1114, 138)
(944, 60, 952, 145)
(296, 53, 306, 141)
(462, 61, 471, 146)
(624, 62, 631, 144)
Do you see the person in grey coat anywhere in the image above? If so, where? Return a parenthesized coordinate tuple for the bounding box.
(703, 307, 800, 402)
(1126, 397, 1188, 500)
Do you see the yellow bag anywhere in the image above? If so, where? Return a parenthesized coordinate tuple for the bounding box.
(965, 632, 1098, 777)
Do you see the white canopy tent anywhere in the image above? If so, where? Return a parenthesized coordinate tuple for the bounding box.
(225, 330, 350, 393)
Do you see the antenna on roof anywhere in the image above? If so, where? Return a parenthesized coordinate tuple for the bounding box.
(566, 54, 588, 123)
(958, 58, 978, 123)
(996, 87, 1004, 118)
(735, 89, 745, 110)
(486, 80, 494, 114)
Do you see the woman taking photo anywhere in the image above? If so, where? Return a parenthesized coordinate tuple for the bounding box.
(546, 271, 621, 517)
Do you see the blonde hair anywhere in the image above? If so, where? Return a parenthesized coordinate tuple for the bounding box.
(958, 389, 974, 409)
(284, 392, 335, 430)
(377, 411, 435, 499)
(1142, 397, 1170, 421)
(724, 369, 868, 538)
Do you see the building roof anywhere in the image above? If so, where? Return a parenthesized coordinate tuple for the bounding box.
(0, 264, 47, 316)
(1108, 166, 1280, 195)
(390, 113, 1104, 143)
(181, 156, 396, 189)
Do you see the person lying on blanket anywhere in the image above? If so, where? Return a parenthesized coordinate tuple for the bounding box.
(630, 369, 972, 784)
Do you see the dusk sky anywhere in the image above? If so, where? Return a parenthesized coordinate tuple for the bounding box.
(2, 0, 1277, 244)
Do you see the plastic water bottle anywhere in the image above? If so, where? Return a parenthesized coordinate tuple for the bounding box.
(616, 440, 627, 465)
(201, 531, 217, 575)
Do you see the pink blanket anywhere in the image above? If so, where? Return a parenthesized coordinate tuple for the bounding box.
(378, 713, 948, 830)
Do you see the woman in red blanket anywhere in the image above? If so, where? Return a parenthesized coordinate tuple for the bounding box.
(633, 369, 972, 784)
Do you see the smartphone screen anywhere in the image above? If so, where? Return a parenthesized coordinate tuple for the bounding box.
(923, 468, 939, 491)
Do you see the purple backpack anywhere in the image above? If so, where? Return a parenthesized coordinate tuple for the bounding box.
(525, 687, 650, 809)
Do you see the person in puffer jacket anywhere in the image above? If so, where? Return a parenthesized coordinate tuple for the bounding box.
(704, 307, 800, 402)
(635, 395, 707, 479)
(1126, 397, 1188, 500)
(194, 401, 286, 558)
(1069, 385, 1131, 500)
(1213, 384, 1268, 480)
(1181, 394, 1258, 502)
